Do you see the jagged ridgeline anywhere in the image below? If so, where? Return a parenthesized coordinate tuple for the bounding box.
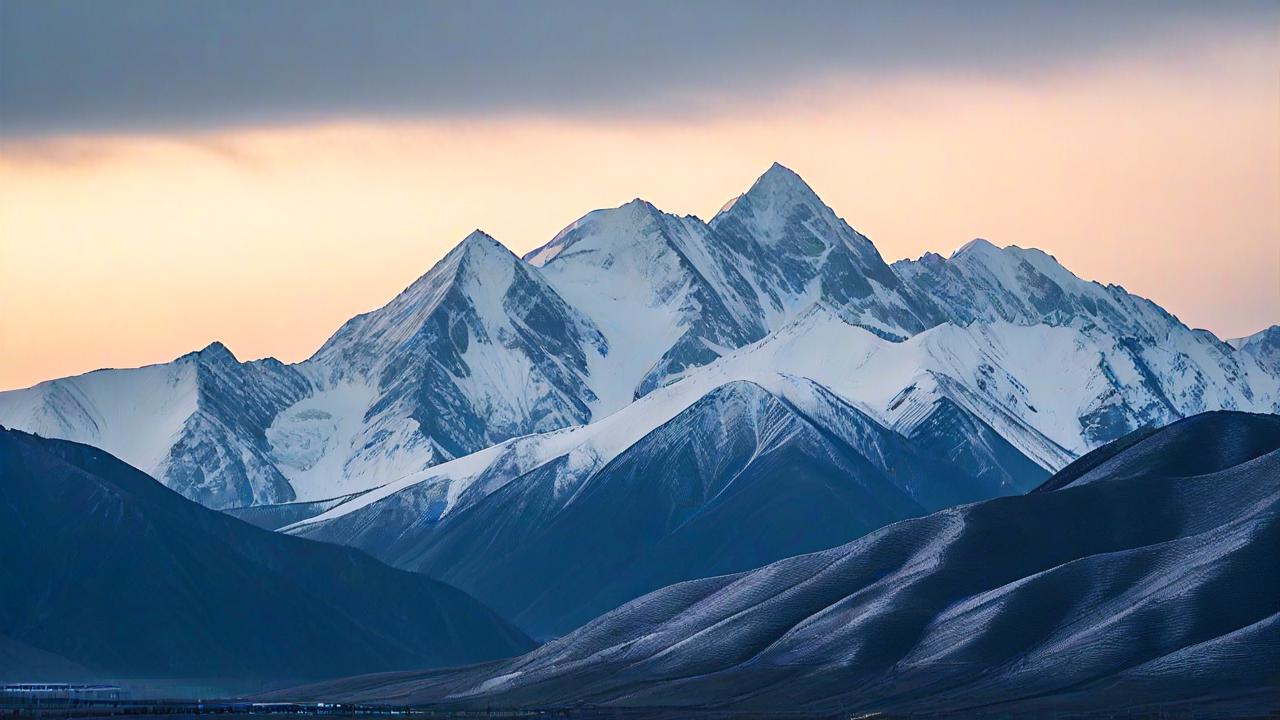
(2, 163, 1274, 511)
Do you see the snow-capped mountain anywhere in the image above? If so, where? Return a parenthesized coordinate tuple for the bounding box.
(270, 230, 607, 500)
(709, 162, 939, 337)
(285, 302, 1278, 634)
(0, 164, 1274, 509)
(283, 308, 1077, 553)
(896, 240, 1278, 443)
(0, 231, 607, 508)
(1230, 325, 1280, 376)
(279, 412, 1280, 716)
(526, 198, 769, 403)
(525, 162, 938, 404)
(289, 374, 1022, 637)
(0, 342, 308, 507)
(895, 238, 1172, 336)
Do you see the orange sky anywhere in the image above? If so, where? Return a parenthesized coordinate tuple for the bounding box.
(1, 37, 1277, 391)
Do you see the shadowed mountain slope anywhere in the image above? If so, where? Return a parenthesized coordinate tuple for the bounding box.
(0, 427, 533, 684)
(292, 378, 1017, 638)
(275, 411, 1280, 717)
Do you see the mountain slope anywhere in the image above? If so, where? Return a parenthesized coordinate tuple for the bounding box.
(222, 490, 375, 531)
(894, 238, 1172, 337)
(289, 305, 1280, 637)
(295, 378, 1012, 637)
(0, 633, 94, 683)
(292, 306, 1126, 538)
(525, 163, 940, 403)
(710, 162, 940, 338)
(1231, 325, 1280, 376)
(279, 230, 607, 498)
(895, 240, 1279, 442)
(527, 199, 769, 402)
(0, 427, 533, 683)
(278, 411, 1280, 716)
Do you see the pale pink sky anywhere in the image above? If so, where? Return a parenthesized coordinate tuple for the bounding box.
(1, 34, 1277, 391)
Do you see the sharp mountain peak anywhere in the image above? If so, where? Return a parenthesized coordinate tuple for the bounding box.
(747, 161, 823, 202)
(451, 229, 516, 262)
(182, 340, 239, 365)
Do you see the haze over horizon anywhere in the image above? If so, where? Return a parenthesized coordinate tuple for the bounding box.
(2, 1, 1277, 390)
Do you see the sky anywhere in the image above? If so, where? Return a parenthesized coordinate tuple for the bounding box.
(1, 1, 1278, 390)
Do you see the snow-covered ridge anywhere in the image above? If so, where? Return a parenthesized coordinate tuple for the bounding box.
(0, 163, 1274, 508)
(280, 309, 973, 532)
(1229, 325, 1280, 376)
(0, 342, 309, 507)
(894, 237, 1177, 339)
(0, 356, 199, 477)
(286, 361, 1042, 636)
(285, 301, 1275, 538)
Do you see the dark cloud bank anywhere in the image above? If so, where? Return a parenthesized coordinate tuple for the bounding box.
(1, 0, 1275, 136)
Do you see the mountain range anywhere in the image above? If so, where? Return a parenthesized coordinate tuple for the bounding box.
(1, 163, 1276, 713)
(2, 163, 1274, 514)
(284, 316, 1059, 637)
(273, 411, 1280, 717)
(287, 374, 1030, 637)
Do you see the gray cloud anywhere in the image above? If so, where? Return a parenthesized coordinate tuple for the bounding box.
(1, 0, 1274, 137)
